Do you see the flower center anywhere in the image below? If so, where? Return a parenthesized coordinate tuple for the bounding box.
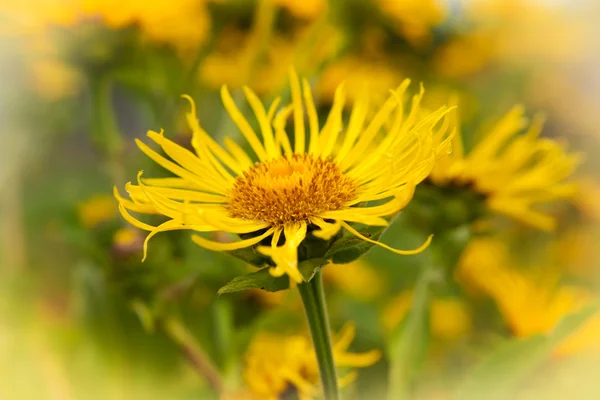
(228, 154, 357, 226)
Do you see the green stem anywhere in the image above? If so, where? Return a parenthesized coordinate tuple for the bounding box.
(298, 270, 339, 400)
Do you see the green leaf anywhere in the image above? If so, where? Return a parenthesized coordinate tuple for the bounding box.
(225, 246, 272, 268)
(386, 266, 435, 400)
(217, 268, 287, 295)
(325, 227, 385, 264)
(217, 258, 329, 295)
(453, 303, 600, 400)
(298, 258, 329, 282)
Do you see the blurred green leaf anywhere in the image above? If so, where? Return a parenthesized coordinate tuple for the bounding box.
(130, 299, 156, 333)
(386, 266, 435, 400)
(453, 303, 600, 400)
(325, 227, 385, 264)
(218, 268, 287, 295)
(217, 258, 328, 295)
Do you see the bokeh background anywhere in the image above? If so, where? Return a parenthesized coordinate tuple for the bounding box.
(1, 0, 600, 399)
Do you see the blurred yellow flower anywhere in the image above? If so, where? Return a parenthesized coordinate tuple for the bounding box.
(553, 227, 600, 278)
(382, 291, 472, 342)
(273, 0, 325, 19)
(429, 105, 580, 230)
(377, 0, 446, 45)
(317, 56, 404, 105)
(2, 0, 211, 51)
(434, 0, 588, 78)
(571, 178, 600, 222)
(202, 23, 342, 96)
(201, 32, 297, 96)
(248, 260, 384, 305)
(556, 313, 600, 357)
(466, 0, 587, 64)
(0, 0, 80, 34)
(240, 323, 380, 399)
(115, 70, 453, 282)
(247, 260, 384, 305)
(433, 31, 497, 78)
(458, 238, 600, 356)
(0, 12, 83, 100)
(113, 228, 139, 247)
(29, 58, 81, 100)
(323, 260, 386, 302)
(77, 194, 117, 228)
(455, 237, 510, 297)
(86, 0, 212, 51)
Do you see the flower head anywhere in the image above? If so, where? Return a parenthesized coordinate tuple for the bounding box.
(429, 105, 580, 230)
(458, 238, 600, 356)
(273, 0, 325, 19)
(323, 260, 386, 302)
(3, 0, 211, 51)
(78, 194, 117, 228)
(240, 323, 380, 399)
(115, 70, 453, 282)
(570, 178, 600, 222)
(377, 0, 446, 45)
(317, 56, 404, 106)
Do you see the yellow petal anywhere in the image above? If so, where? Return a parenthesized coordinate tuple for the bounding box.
(340, 221, 433, 255)
(192, 228, 275, 251)
(289, 68, 305, 154)
(310, 217, 342, 240)
(221, 85, 268, 161)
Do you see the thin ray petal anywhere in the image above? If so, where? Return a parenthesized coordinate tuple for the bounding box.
(341, 221, 433, 255)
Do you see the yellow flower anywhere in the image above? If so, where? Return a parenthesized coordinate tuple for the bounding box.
(0, 8, 82, 100)
(465, 0, 587, 64)
(556, 313, 600, 357)
(241, 323, 381, 399)
(433, 30, 497, 78)
(433, 0, 587, 78)
(248, 260, 384, 305)
(552, 227, 600, 277)
(77, 195, 117, 228)
(247, 260, 384, 306)
(458, 238, 600, 356)
(245, 289, 289, 307)
(202, 25, 342, 96)
(429, 105, 580, 230)
(113, 227, 140, 247)
(377, 0, 446, 45)
(273, 0, 325, 19)
(570, 178, 600, 222)
(29, 57, 81, 101)
(90, 0, 212, 51)
(114, 70, 453, 282)
(317, 56, 404, 106)
(382, 291, 472, 342)
(322, 260, 386, 301)
(201, 33, 298, 96)
(4, 0, 211, 51)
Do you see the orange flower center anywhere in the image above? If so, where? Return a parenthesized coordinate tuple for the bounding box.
(228, 154, 357, 226)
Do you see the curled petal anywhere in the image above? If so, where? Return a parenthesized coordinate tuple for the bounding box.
(340, 221, 433, 255)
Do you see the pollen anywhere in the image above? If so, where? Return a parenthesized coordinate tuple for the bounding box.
(228, 154, 357, 226)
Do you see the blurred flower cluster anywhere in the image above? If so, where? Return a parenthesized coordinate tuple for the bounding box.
(1, 0, 599, 399)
